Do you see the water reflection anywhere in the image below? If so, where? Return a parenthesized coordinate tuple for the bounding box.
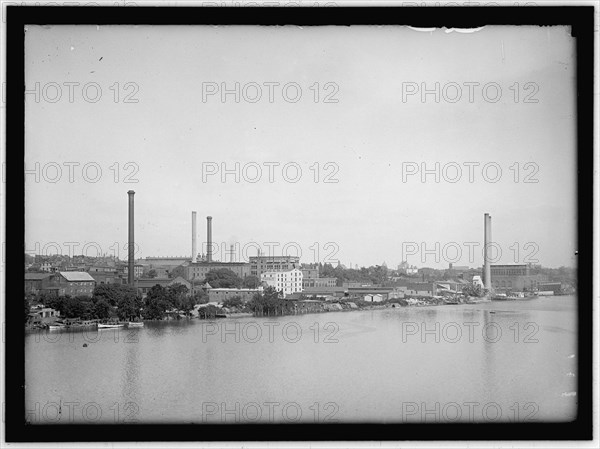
(25, 296, 578, 423)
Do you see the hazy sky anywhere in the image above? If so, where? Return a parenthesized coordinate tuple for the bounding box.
(24, 25, 577, 269)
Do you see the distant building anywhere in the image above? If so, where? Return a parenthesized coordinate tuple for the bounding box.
(40, 262, 52, 272)
(88, 271, 124, 285)
(261, 269, 303, 297)
(301, 265, 319, 280)
(88, 264, 125, 285)
(146, 267, 170, 278)
(347, 286, 395, 300)
(135, 278, 172, 298)
(169, 276, 191, 291)
(538, 282, 562, 295)
(25, 272, 56, 295)
(208, 288, 261, 303)
(342, 281, 372, 288)
(250, 256, 300, 278)
(143, 257, 191, 267)
(185, 261, 251, 282)
(364, 294, 384, 303)
(302, 286, 346, 298)
(491, 264, 548, 291)
(401, 282, 435, 297)
(132, 276, 192, 298)
(472, 275, 484, 288)
(57, 272, 96, 297)
(302, 277, 337, 288)
(122, 264, 144, 279)
(398, 261, 418, 275)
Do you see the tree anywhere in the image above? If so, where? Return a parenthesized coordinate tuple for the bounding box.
(117, 294, 143, 321)
(93, 299, 111, 320)
(179, 295, 196, 316)
(242, 275, 260, 289)
(222, 295, 243, 309)
(144, 285, 170, 320)
(44, 295, 65, 314)
(197, 304, 219, 319)
(203, 268, 242, 288)
(92, 283, 136, 307)
(247, 286, 285, 316)
(167, 283, 189, 310)
(192, 291, 209, 304)
(55, 296, 94, 319)
(147, 269, 157, 278)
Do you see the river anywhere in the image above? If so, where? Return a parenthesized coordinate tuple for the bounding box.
(25, 295, 577, 424)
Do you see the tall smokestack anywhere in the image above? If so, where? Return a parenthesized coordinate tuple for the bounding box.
(207, 216, 213, 262)
(192, 211, 197, 263)
(484, 213, 492, 290)
(230, 244, 234, 263)
(127, 190, 135, 285)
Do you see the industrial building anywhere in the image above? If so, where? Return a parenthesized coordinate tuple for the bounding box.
(261, 268, 303, 297)
(250, 255, 300, 278)
(208, 287, 262, 303)
(142, 257, 190, 268)
(25, 272, 57, 295)
(301, 264, 319, 279)
(25, 272, 96, 297)
(302, 277, 338, 288)
(490, 264, 548, 291)
(185, 261, 251, 282)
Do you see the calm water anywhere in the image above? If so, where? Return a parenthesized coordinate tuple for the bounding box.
(25, 296, 577, 424)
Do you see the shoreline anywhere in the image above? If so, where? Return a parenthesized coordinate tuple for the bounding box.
(26, 295, 573, 331)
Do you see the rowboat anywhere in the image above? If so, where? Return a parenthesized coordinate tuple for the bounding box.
(48, 323, 66, 330)
(128, 321, 144, 327)
(98, 323, 125, 329)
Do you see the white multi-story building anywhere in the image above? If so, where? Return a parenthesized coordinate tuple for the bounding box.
(261, 269, 303, 297)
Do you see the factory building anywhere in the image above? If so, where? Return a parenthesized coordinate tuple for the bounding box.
(261, 268, 303, 297)
(491, 264, 548, 292)
(301, 264, 319, 279)
(185, 261, 251, 282)
(302, 277, 338, 288)
(208, 287, 262, 304)
(250, 255, 300, 278)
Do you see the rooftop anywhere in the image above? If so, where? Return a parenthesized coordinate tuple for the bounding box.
(59, 272, 95, 282)
(25, 273, 54, 280)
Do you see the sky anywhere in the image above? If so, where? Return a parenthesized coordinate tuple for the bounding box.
(24, 25, 577, 269)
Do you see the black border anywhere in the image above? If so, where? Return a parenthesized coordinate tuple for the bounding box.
(6, 5, 594, 443)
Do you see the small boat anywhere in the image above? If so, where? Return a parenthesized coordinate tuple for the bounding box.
(491, 294, 515, 301)
(64, 319, 98, 328)
(128, 321, 144, 327)
(98, 323, 125, 329)
(48, 322, 66, 330)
